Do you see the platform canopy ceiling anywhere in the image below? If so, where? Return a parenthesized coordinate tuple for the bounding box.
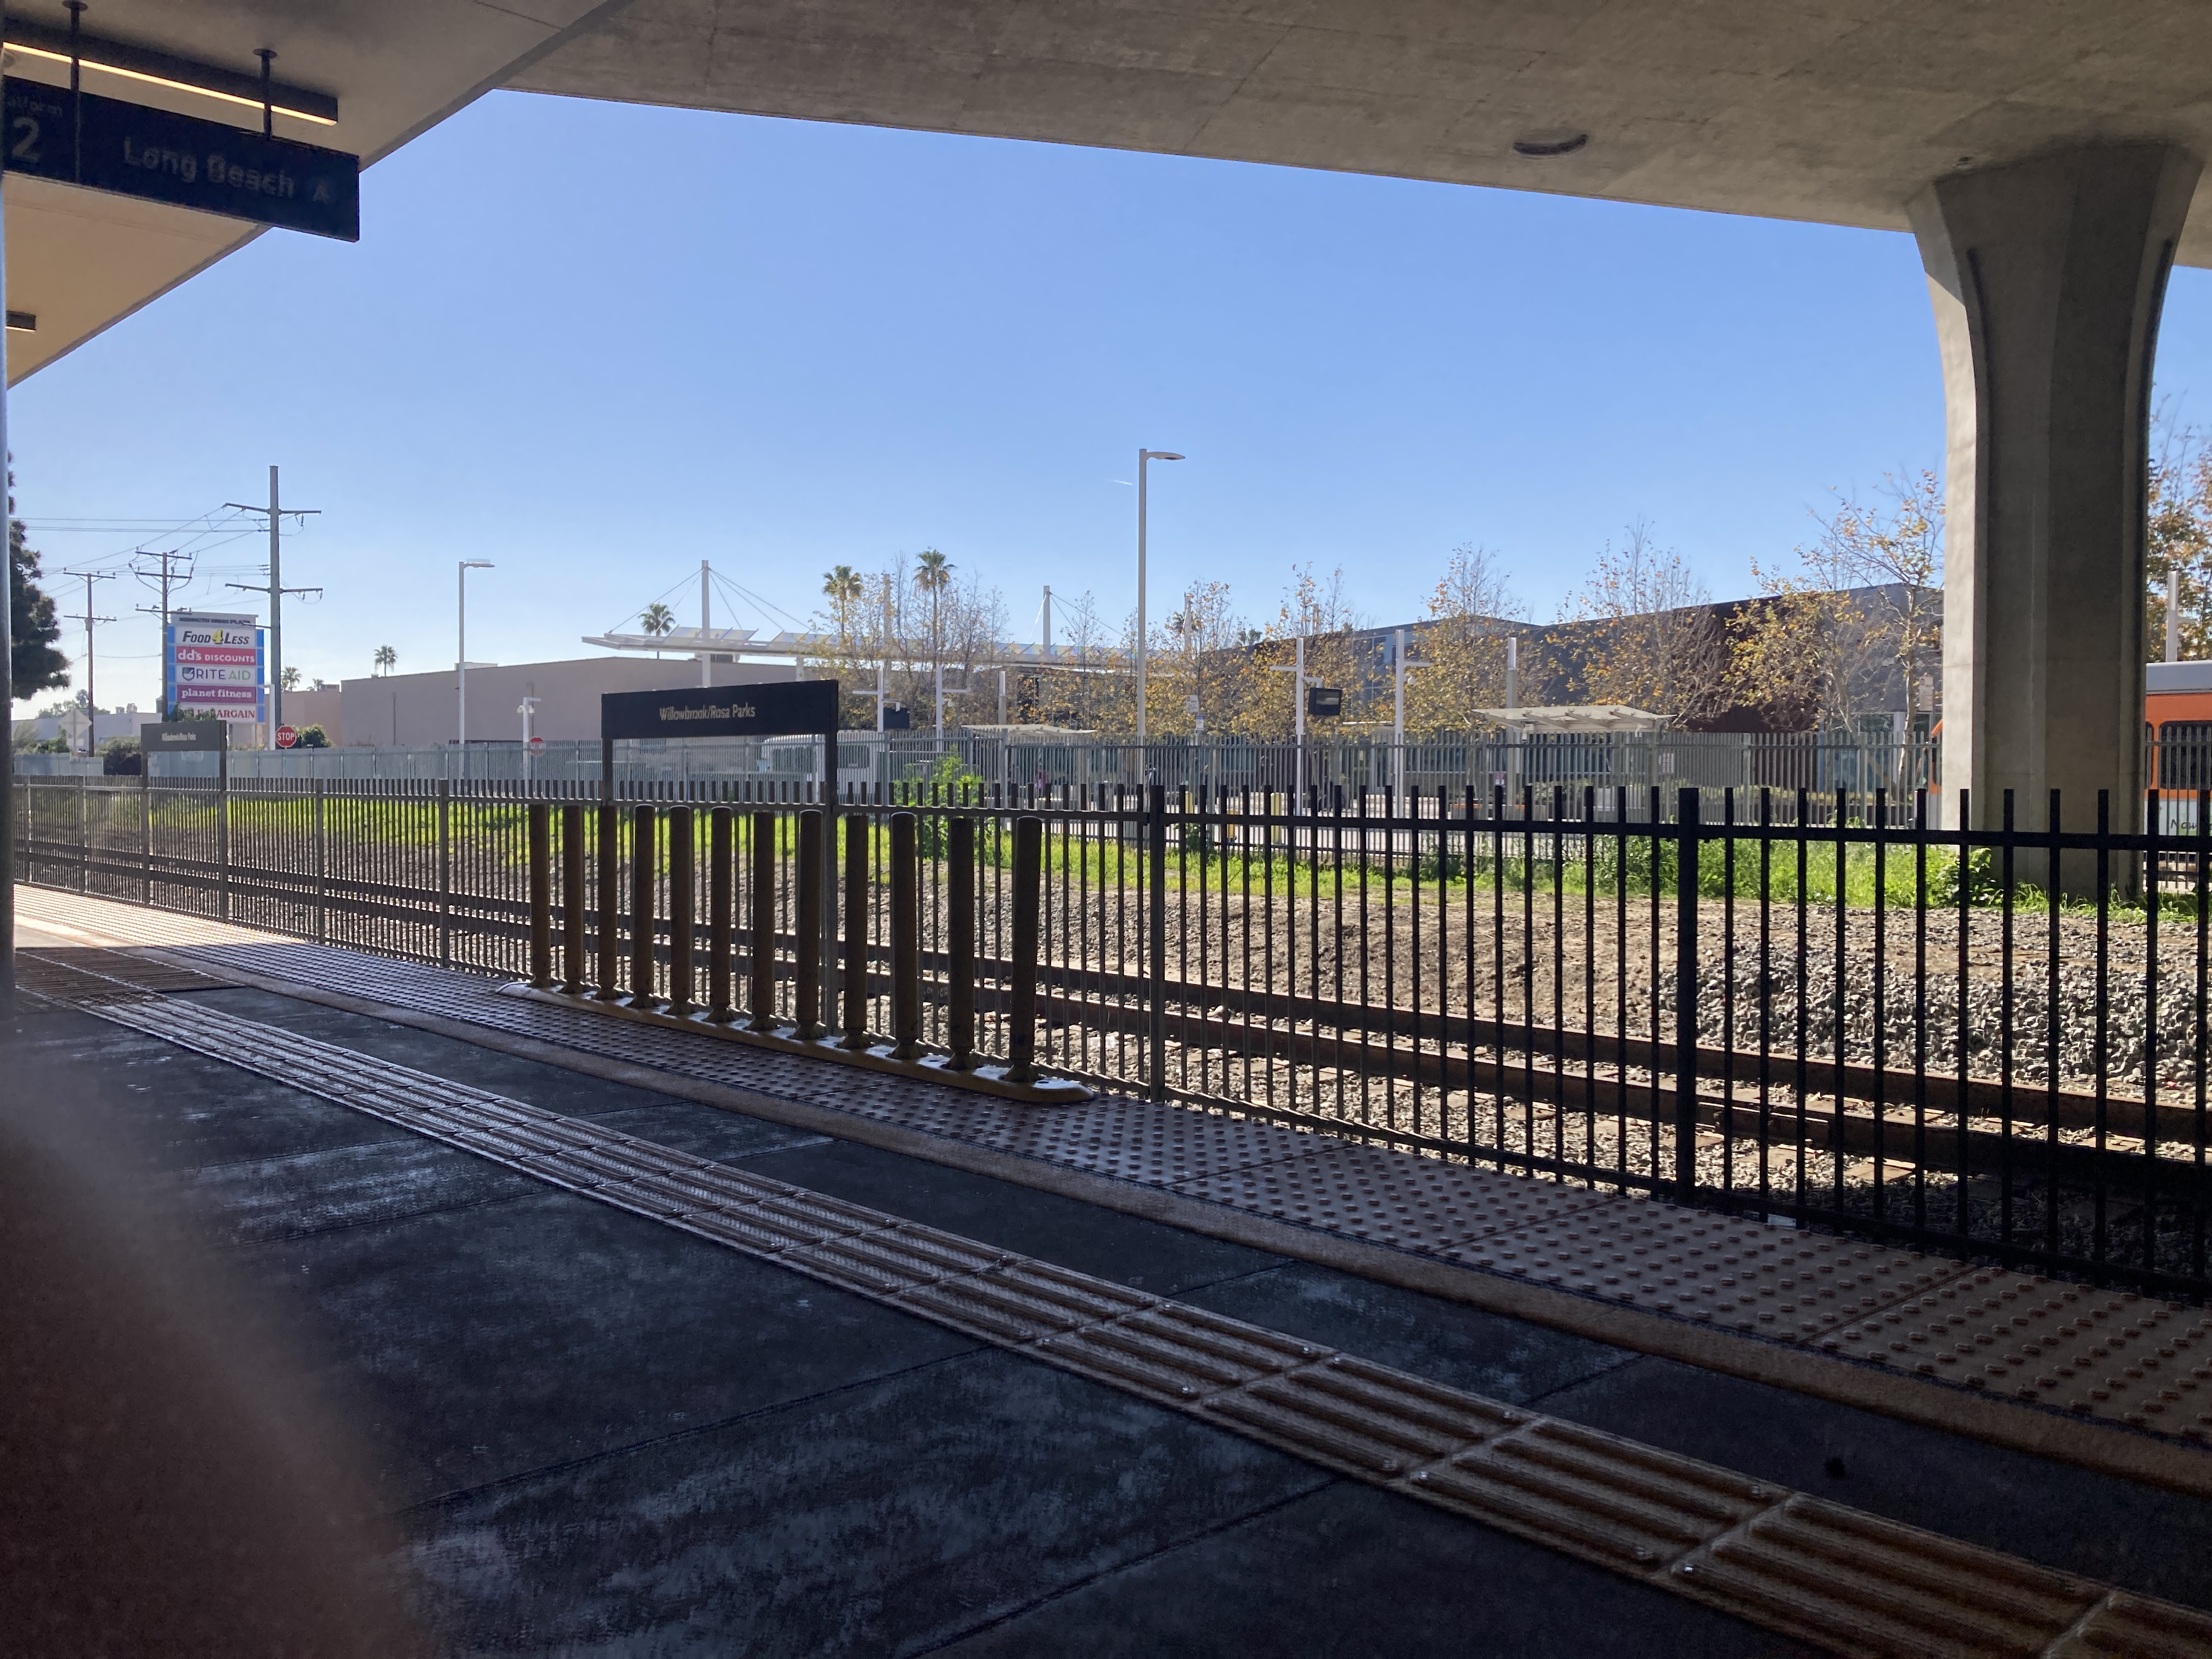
(16, 1, 2212, 383)
(0, 0, 629, 383)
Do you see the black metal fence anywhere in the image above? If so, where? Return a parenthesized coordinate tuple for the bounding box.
(15, 772, 2212, 1300)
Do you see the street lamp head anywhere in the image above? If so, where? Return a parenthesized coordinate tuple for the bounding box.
(460, 560, 493, 569)
(1146, 450, 1186, 462)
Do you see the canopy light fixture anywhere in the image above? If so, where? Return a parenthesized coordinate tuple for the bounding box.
(1513, 131, 1588, 159)
(3, 15, 338, 126)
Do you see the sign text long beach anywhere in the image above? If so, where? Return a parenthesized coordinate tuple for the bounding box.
(3, 81, 358, 240)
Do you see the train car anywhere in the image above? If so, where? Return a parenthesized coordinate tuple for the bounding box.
(2148, 662, 2212, 795)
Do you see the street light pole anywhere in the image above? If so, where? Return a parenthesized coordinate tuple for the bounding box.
(458, 560, 493, 780)
(1268, 636, 1310, 807)
(1134, 448, 1183, 743)
(1391, 626, 1432, 799)
(699, 558, 713, 688)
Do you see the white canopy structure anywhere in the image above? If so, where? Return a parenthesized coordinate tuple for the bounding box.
(582, 628, 1127, 672)
(1473, 705, 1669, 736)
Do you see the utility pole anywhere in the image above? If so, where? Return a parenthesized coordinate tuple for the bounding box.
(63, 569, 117, 753)
(224, 466, 320, 741)
(132, 547, 193, 714)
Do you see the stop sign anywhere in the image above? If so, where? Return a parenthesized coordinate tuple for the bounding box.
(275, 725, 298, 749)
(527, 735, 546, 755)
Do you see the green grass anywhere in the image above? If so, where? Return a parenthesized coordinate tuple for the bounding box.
(68, 781, 2202, 922)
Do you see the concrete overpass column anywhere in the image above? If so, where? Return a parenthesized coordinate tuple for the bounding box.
(1911, 146, 2198, 874)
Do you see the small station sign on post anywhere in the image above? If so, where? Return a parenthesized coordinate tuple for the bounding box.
(600, 678, 844, 1006)
(140, 717, 229, 786)
(597, 679, 842, 760)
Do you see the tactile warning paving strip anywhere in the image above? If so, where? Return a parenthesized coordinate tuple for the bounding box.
(1169, 1139, 1622, 1250)
(16, 951, 165, 1003)
(992, 1103, 1333, 1185)
(19, 946, 242, 994)
(123, 939, 2212, 1462)
(28, 967, 2212, 1659)
(1438, 1205, 1974, 1336)
(1818, 1268, 2212, 1438)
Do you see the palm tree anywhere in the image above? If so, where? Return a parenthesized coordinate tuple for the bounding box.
(373, 644, 396, 677)
(823, 565, 863, 645)
(912, 548, 952, 663)
(912, 549, 953, 729)
(640, 601, 675, 658)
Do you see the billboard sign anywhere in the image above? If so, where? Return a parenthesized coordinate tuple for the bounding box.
(166, 611, 264, 725)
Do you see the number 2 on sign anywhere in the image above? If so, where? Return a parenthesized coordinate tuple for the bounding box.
(9, 116, 41, 164)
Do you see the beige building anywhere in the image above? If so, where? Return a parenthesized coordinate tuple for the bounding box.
(337, 657, 800, 748)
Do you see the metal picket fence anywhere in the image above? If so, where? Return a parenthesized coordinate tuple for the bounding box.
(15, 771, 2212, 1300)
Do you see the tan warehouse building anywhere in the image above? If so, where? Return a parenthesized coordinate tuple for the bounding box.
(328, 657, 799, 749)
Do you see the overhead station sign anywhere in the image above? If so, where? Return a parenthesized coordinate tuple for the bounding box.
(3, 80, 358, 240)
(601, 680, 840, 742)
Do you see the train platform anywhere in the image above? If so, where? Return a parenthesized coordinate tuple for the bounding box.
(10, 884, 2212, 1656)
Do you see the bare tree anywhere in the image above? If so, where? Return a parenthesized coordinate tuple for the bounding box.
(1563, 522, 1728, 724)
(1053, 589, 1110, 729)
(1407, 543, 1518, 735)
(2149, 410, 2212, 662)
(1731, 471, 1944, 730)
(1244, 564, 1364, 738)
(1161, 579, 1256, 736)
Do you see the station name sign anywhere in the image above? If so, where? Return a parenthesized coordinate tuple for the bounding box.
(4, 81, 359, 240)
(140, 720, 227, 752)
(601, 679, 839, 742)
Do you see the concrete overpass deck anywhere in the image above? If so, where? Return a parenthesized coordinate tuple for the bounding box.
(11, 888, 2212, 1654)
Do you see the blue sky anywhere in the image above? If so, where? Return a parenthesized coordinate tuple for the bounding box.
(20, 88, 2212, 712)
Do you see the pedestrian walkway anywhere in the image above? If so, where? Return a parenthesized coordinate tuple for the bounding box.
(16, 884, 2209, 1500)
(12, 887, 2212, 1652)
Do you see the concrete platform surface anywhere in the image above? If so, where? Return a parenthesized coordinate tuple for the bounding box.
(9, 967, 2212, 1654)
